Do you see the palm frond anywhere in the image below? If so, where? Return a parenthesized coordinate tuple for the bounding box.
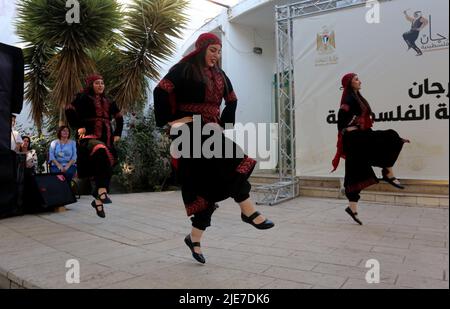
(17, 0, 122, 50)
(22, 44, 55, 133)
(110, 0, 189, 111)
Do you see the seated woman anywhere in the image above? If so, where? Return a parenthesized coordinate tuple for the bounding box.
(21, 136, 38, 174)
(20, 136, 38, 213)
(49, 126, 77, 183)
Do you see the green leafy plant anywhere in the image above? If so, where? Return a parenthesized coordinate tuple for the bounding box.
(113, 108, 172, 193)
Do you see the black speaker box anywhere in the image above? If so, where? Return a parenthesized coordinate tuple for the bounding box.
(0, 151, 25, 219)
(26, 173, 77, 213)
(0, 43, 24, 151)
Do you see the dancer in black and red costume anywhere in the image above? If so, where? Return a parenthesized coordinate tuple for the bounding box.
(332, 73, 410, 225)
(66, 74, 123, 218)
(154, 33, 274, 264)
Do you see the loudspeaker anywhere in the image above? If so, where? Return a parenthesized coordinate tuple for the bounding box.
(26, 173, 77, 213)
(0, 43, 24, 151)
(0, 151, 25, 219)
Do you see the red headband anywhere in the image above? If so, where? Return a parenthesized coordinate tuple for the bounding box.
(85, 74, 103, 87)
(341, 73, 356, 90)
(83, 74, 104, 94)
(180, 33, 222, 63)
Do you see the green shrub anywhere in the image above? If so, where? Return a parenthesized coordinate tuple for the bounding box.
(114, 108, 172, 193)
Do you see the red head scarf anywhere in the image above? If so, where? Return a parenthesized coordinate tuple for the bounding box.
(84, 74, 104, 94)
(180, 33, 222, 63)
(340, 73, 357, 106)
(331, 73, 374, 172)
(331, 73, 357, 172)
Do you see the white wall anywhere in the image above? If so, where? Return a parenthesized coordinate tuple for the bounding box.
(222, 22, 275, 125)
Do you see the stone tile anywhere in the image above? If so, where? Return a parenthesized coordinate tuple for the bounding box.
(396, 274, 449, 289)
(24, 261, 112, 289)
(312, 263, 397, 285)
(230, 243, 295, 257)
(360, 193, 376, 202)
(114, 255, 187, 276)
(403, 255, 448, 267)
(141, 238, 187, 252)
(368, 261, 445, 281)
(290, 250, 363, 267)
(417, 197, 441, 207)
(8, 258, 78, 283)
(395, 196, 418, 206)
(10, 281, 23, 289)
(141, 265, 253, 289)
(249, 254, 318, 272)
(0, 266, 8, 278)
(97, 251, 165, 268)
(439, 198, 449, 208)
(262, 266, 347, 289)
(333, 247, 406, 265)
(208, 256, 272, 274)
(218, 274, 277, 289)
(271, 240, 336, 255)
(341, 278, 407, 289)
(71, 270, 137, 289)
(2, 251, 74, 271)
(0, 275, 11, 289)
(167, 244, 255, 261)
(100, 275, 167, 289)
(0, 192, 447, 289)
(409, 238, 448, 249)
(413, 232, 449, 242)
(83, 246, 149, 264)
(261, 279, 312, 289)
(375, 194, 395, 204)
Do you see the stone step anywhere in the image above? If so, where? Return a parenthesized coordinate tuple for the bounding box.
(249, 174, 279, 185)
(299, 177, 449, 195)
(250, 174, 449, 195)
(297, 186, 448, 208)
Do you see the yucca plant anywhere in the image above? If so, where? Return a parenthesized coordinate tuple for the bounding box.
(110, 0, 189, 111)
(16, 0, 188, 129)
(21, 44, 54, 133)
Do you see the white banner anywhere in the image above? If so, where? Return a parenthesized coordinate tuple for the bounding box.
(294, 0, 449, 180)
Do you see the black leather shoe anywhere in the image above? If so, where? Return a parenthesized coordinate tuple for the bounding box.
(184, 235, 206, 264)
(91, 200, 106, 218)
(241, 211, 274, 230)
(96, 192, 112, 204)
(382, 169, 405, 190)
(345, 207, 362, 225)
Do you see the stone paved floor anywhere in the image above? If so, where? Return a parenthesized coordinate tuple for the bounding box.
(0, 192, 448, 289)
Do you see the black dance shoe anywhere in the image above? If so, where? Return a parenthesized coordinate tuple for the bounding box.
(345, 207, 362, 225)
(184, 234, 206, 264)
(93, 192, 112, 204)
(91, 200, 106, 218)
(241, 211, 274, 230)
(382, 169, 405, 190)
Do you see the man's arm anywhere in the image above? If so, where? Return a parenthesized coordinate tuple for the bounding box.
(403, 11, 414, 22)
(419, 17, 429, 31)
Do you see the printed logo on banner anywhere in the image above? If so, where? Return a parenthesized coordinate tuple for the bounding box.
(419, 15, 449, 52)
(315, 26, 339, 66)
(402, 9, 449, 56)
